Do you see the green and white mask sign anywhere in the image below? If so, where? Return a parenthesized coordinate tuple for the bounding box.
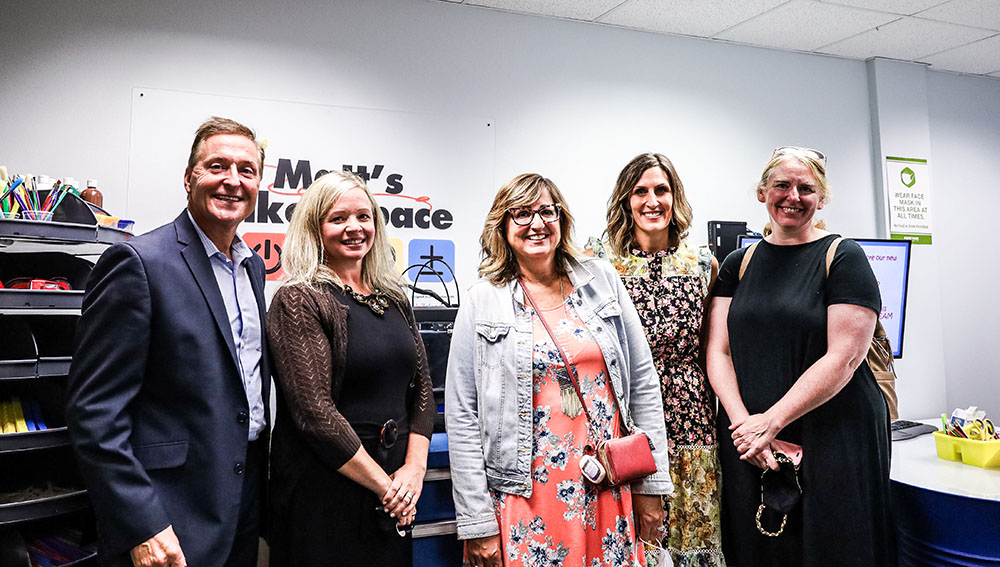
(885, 156, 933, 245)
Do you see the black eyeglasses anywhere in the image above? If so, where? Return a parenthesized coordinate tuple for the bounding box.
(508, 204, 561, 226)
(772, 146, 827, 167)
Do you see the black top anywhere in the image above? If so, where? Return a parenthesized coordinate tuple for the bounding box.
(712, 235, 891, 566)
(331, 285, 417, 426)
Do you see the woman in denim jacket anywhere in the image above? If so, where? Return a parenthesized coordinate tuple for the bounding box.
(445, 174, 672, 567)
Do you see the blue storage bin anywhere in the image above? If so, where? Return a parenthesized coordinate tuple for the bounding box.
(413, 523, 462, 567)
(427, 432, 450, 469)
(416, 470, 455, 522)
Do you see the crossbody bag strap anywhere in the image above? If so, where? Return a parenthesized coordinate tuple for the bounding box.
(519, 278, 597, 429)
(519, 278, 638, 437)
(824, 237, 844, 276)
(738, 241, 761, 280)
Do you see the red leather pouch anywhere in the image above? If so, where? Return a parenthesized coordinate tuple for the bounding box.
(596, 431, 657, 486)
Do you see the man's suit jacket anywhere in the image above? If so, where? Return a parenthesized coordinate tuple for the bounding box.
(66, 211, 270, 566)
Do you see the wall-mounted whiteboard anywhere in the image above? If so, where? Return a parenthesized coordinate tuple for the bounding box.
(127, 87, 495, 302)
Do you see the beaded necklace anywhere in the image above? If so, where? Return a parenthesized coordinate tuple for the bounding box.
(342, 284, 389, 316)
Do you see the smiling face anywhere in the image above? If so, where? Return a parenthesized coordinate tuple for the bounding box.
(321, 186, 376, 271)
(184, 133, 261, 235)
(629, 166, 674, 245)
(506, 187, 561, 269)
(758, 157, 825, 235)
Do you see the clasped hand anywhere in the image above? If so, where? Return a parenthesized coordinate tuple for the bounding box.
(730, 412, 780, 470)
(381, 462, 425, 526)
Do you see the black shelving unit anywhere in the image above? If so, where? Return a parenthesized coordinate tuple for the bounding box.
(0, 204, 127, 567)
(413, 307, 462, 567)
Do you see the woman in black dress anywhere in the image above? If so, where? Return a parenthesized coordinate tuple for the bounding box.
(266, 171, 435, 566)
(705, 147, 890, 566)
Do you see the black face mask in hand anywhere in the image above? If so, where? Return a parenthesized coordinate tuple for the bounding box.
(755, 452, 802, 537)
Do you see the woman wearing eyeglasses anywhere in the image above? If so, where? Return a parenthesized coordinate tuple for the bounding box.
(588, 153, 724, 566)
(705, 148, 889, 566)
(445, 173, 671, 567)
(265, 171, 434, 567)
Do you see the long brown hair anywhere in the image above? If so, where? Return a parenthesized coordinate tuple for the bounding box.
(605, 153, 692, 257)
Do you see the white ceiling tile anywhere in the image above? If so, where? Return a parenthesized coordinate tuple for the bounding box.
(915, 0, 1000, 31)
(819, 16, 994, 59)
(465, 0, 624, 20)
(821, 0, 949, 16)
(923, 33, 1000, 73)
(715, 0, 898, 51)
(597, 0, 785, 38)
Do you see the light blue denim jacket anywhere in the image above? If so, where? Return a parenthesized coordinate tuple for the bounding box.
(444, 256, 672, 540)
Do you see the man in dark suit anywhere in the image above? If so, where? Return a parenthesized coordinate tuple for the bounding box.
(67, 117, 270, 567)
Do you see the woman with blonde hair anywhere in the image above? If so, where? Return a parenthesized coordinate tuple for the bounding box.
(446, 173, 671, 567)
(266, 170, 434, 566)
(589, 152, 724, 566)
(705, 147, 889, 565)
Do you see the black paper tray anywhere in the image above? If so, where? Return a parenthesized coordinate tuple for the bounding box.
(0, 290, 83, 310)
(0, 490, 89, 526)
(0, 428, 71, 453)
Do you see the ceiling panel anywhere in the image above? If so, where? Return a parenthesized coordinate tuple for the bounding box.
(923, 34, 1000, 74)
(433, 0, 1000, 78)
(821, 0, 949, 15)
(465, 0, 624, 21)
(716, 0, 898, 51)
(819, 16, 994, 59)
(915, 0, 1000, 31)
(597, 0, 785, 38)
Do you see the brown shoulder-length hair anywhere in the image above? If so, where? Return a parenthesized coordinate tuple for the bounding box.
(479, 173, 581, 286)
(605, 153, 693, 257)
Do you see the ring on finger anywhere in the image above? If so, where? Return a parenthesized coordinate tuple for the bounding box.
(403, 492, 413, 502)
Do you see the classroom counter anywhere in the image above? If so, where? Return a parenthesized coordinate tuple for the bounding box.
(890, 422, 1000, 566)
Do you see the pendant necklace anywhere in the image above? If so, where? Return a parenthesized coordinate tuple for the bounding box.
(550, 277, 583, 418)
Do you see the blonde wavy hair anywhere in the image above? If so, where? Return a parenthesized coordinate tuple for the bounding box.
(605, 153, 693, 257)
(280, 170, 406, 303)
(479, 173, 581, 285)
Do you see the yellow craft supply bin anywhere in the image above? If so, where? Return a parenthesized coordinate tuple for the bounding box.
(933, 431, 1000, 468)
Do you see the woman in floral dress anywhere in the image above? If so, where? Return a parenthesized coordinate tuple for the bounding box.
(446, 173, 673, 567)
(589, 153, 724, 567)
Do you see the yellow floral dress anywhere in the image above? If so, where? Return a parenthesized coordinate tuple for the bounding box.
(588, 238, 725, 567)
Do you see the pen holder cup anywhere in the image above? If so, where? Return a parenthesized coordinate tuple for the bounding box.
(933, 431, 1000, 468)
(1, 210, 19, 219)
(17, 210, 55, 221)
(94, 214, 120, 227)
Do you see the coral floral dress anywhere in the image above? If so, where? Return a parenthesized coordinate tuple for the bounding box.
(483, 294, 645, 567)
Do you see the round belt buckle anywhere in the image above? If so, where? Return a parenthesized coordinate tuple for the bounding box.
(380, 419, 399, 448)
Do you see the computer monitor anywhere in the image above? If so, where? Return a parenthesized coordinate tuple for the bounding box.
(707, 220, 750, 262)
(736, 235, 911, 358)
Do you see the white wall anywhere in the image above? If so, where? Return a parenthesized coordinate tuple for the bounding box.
(927, 72, 1000, 416)
(866, 60, 949, 419)
(3, 0, 994, 417)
